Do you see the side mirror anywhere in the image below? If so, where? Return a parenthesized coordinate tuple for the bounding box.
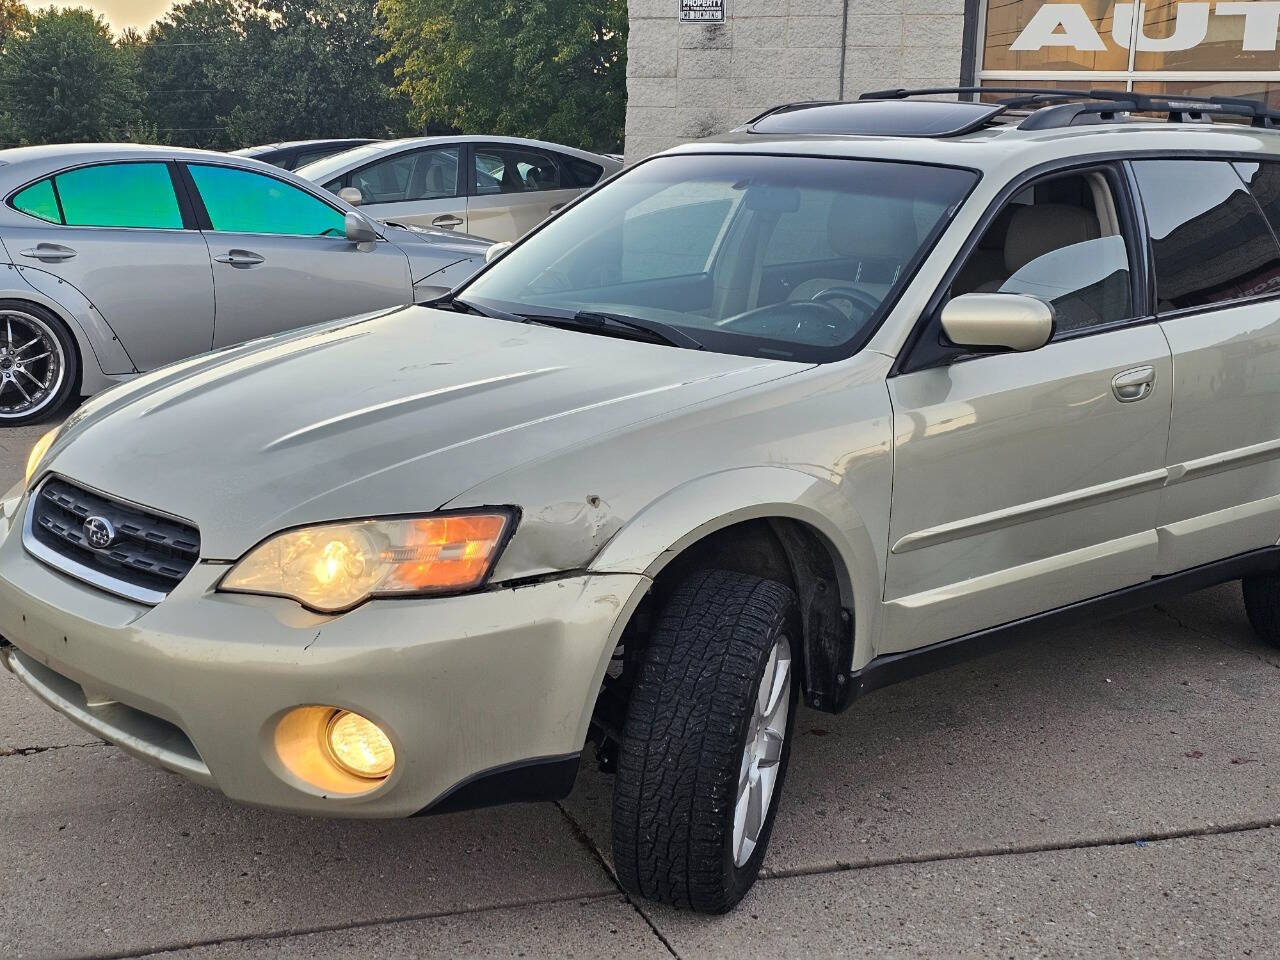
(485, 240, 514, 264)
(344, 212, 378, 244)
(939, 293, 1054, 352)
(338, 186, 363, 207)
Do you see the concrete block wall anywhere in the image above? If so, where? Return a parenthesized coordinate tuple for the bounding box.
(624, 0, 968, 163)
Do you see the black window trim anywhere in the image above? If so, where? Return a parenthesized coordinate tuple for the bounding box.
(892, 148, 1280, 377)
(5, 158, 192, 232)
(1128, 156, 1280, 325)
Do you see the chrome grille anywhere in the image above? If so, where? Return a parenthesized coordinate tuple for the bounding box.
(23, 476, 200, 603)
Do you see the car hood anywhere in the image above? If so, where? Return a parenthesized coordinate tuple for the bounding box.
(382, 221, 491, 258)
(46, 306, 805, 559)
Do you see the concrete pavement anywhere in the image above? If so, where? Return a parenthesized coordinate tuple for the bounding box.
(1, 419, 1278, 959)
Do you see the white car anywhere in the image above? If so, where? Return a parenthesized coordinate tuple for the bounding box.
(297, 136, 622, 242)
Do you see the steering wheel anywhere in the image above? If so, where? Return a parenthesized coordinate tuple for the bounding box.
(809, 286, 881, 322)
(718, 299, 857, 343)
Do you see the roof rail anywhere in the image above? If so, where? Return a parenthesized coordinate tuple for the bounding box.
(859, 86, 1280, 130)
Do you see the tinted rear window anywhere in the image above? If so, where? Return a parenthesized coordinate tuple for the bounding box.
(1133, 159, 1280, 310)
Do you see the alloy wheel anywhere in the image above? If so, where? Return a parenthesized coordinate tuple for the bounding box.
(733, 633, 792, 867)
(0, 309, 65, 420)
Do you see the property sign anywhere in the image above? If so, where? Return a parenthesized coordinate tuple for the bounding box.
(681, 0, 725, 23)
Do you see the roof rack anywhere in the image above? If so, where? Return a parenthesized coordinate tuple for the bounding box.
(859, 86, 1280, 131)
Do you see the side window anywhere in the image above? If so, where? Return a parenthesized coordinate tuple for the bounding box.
(11, 179, 60, 224)
(950, 170, 1133, 334)
(473, 146, 560, 195)
(557, 154, 604, 188)
(350, 147, 460, 204)
(11, 163, 183, 229)
(1133, 160, 1280, 310)
(1234, 161, 1280, 243)
(188, 164, 345, 237)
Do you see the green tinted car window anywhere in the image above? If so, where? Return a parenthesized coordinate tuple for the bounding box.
(189, 164, 345, 236)
(55, 162, 183, 229)
(11, 179, 61, 223)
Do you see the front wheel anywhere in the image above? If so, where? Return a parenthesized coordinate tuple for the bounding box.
(0, 302, 79, 426)
(612, 569, 799, 913)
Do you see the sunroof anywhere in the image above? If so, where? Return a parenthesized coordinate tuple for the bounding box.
(749, 99, 1004, 137)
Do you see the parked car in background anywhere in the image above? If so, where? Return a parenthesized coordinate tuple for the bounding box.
(0, 144, 491, 425)
(297, 136, 623, 242)
(231, 139, 379, 171)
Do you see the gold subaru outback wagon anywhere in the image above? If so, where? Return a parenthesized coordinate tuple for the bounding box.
(5, 89, 1280, 912)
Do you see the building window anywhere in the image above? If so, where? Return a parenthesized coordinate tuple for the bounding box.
(976, 0, 1280, 107)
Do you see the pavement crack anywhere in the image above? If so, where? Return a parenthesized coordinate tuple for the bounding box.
(0, 740, 105, 758)
(554, 800, 682, 960)
(757, 817, 1280, 883)
(57, 891, 623, 960)
(1151, 602, 1280, 671)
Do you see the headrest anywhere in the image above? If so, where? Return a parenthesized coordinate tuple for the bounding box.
(827, 192, 919, 261)
(1004, 203, 1100, 273)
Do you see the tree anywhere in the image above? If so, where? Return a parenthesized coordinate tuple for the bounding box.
(381, 0, 627, 153)
(137, 0, 239, 148)
(208, 0, 410, 147)
(0, 7, 141, 145)
(0, 0, 26, 44)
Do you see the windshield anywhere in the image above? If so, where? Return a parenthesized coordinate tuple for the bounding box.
(459, 153, 977, 362)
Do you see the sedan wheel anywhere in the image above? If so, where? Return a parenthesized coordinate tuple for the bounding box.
(0, 308, 71, 424)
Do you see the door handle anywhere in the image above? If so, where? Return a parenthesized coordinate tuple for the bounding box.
(1112, 366, 1155, 403)
(213, 250, 265, 267)
(19, 243, 76, 263)
(431, 215, 463, 229)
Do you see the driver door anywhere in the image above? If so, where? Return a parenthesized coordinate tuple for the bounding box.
(882, 166, 1173, 652)
(181, 163, 412, 347)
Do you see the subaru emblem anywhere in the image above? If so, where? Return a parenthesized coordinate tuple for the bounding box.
(83, 516, 116, 550)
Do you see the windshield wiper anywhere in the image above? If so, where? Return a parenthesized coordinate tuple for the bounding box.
(439, 296, 529, 325)
(527, 311, 703, 350)
(437, 298, 702, 350)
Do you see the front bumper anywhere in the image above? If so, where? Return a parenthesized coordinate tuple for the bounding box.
(0, 496, 646, 817)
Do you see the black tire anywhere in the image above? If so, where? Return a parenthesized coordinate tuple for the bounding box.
(1242, 573, 1280, 649)
(0, 300, 80, 427)
(612, 568, 799, 913)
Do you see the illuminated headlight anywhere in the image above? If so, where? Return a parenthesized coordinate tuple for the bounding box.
(24, 427, 59, 486)
(219, 511, 515, 613)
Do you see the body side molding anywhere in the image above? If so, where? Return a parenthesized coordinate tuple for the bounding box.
(849, 546, 1280, 704)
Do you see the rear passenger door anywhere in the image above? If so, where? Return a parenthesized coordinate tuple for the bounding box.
(884, 165, 1173, 652)
(1132, 159, 1280, 574)
(467, 144, 580, 241)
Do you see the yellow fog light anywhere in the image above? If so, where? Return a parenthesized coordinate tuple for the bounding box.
(325, 710, 395, 780)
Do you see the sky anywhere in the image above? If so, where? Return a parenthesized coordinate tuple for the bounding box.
(22, 0, 175, 32)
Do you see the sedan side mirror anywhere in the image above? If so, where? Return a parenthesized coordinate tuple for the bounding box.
(338, 186, 363, 207)
(485, 240, 514, 264)
(344, 212, 378, 244)
(940, 293, 1054, 352)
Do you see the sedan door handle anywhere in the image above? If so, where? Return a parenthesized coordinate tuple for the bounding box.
(431, 215, 463, 230)
(1112, 366, 1155, 403)
(213, 250, 265, 267)
(19, 243, 76, 262)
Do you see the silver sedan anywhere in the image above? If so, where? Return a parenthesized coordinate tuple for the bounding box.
(297, 136, 623, 242)
(0, 144, 492, 425)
